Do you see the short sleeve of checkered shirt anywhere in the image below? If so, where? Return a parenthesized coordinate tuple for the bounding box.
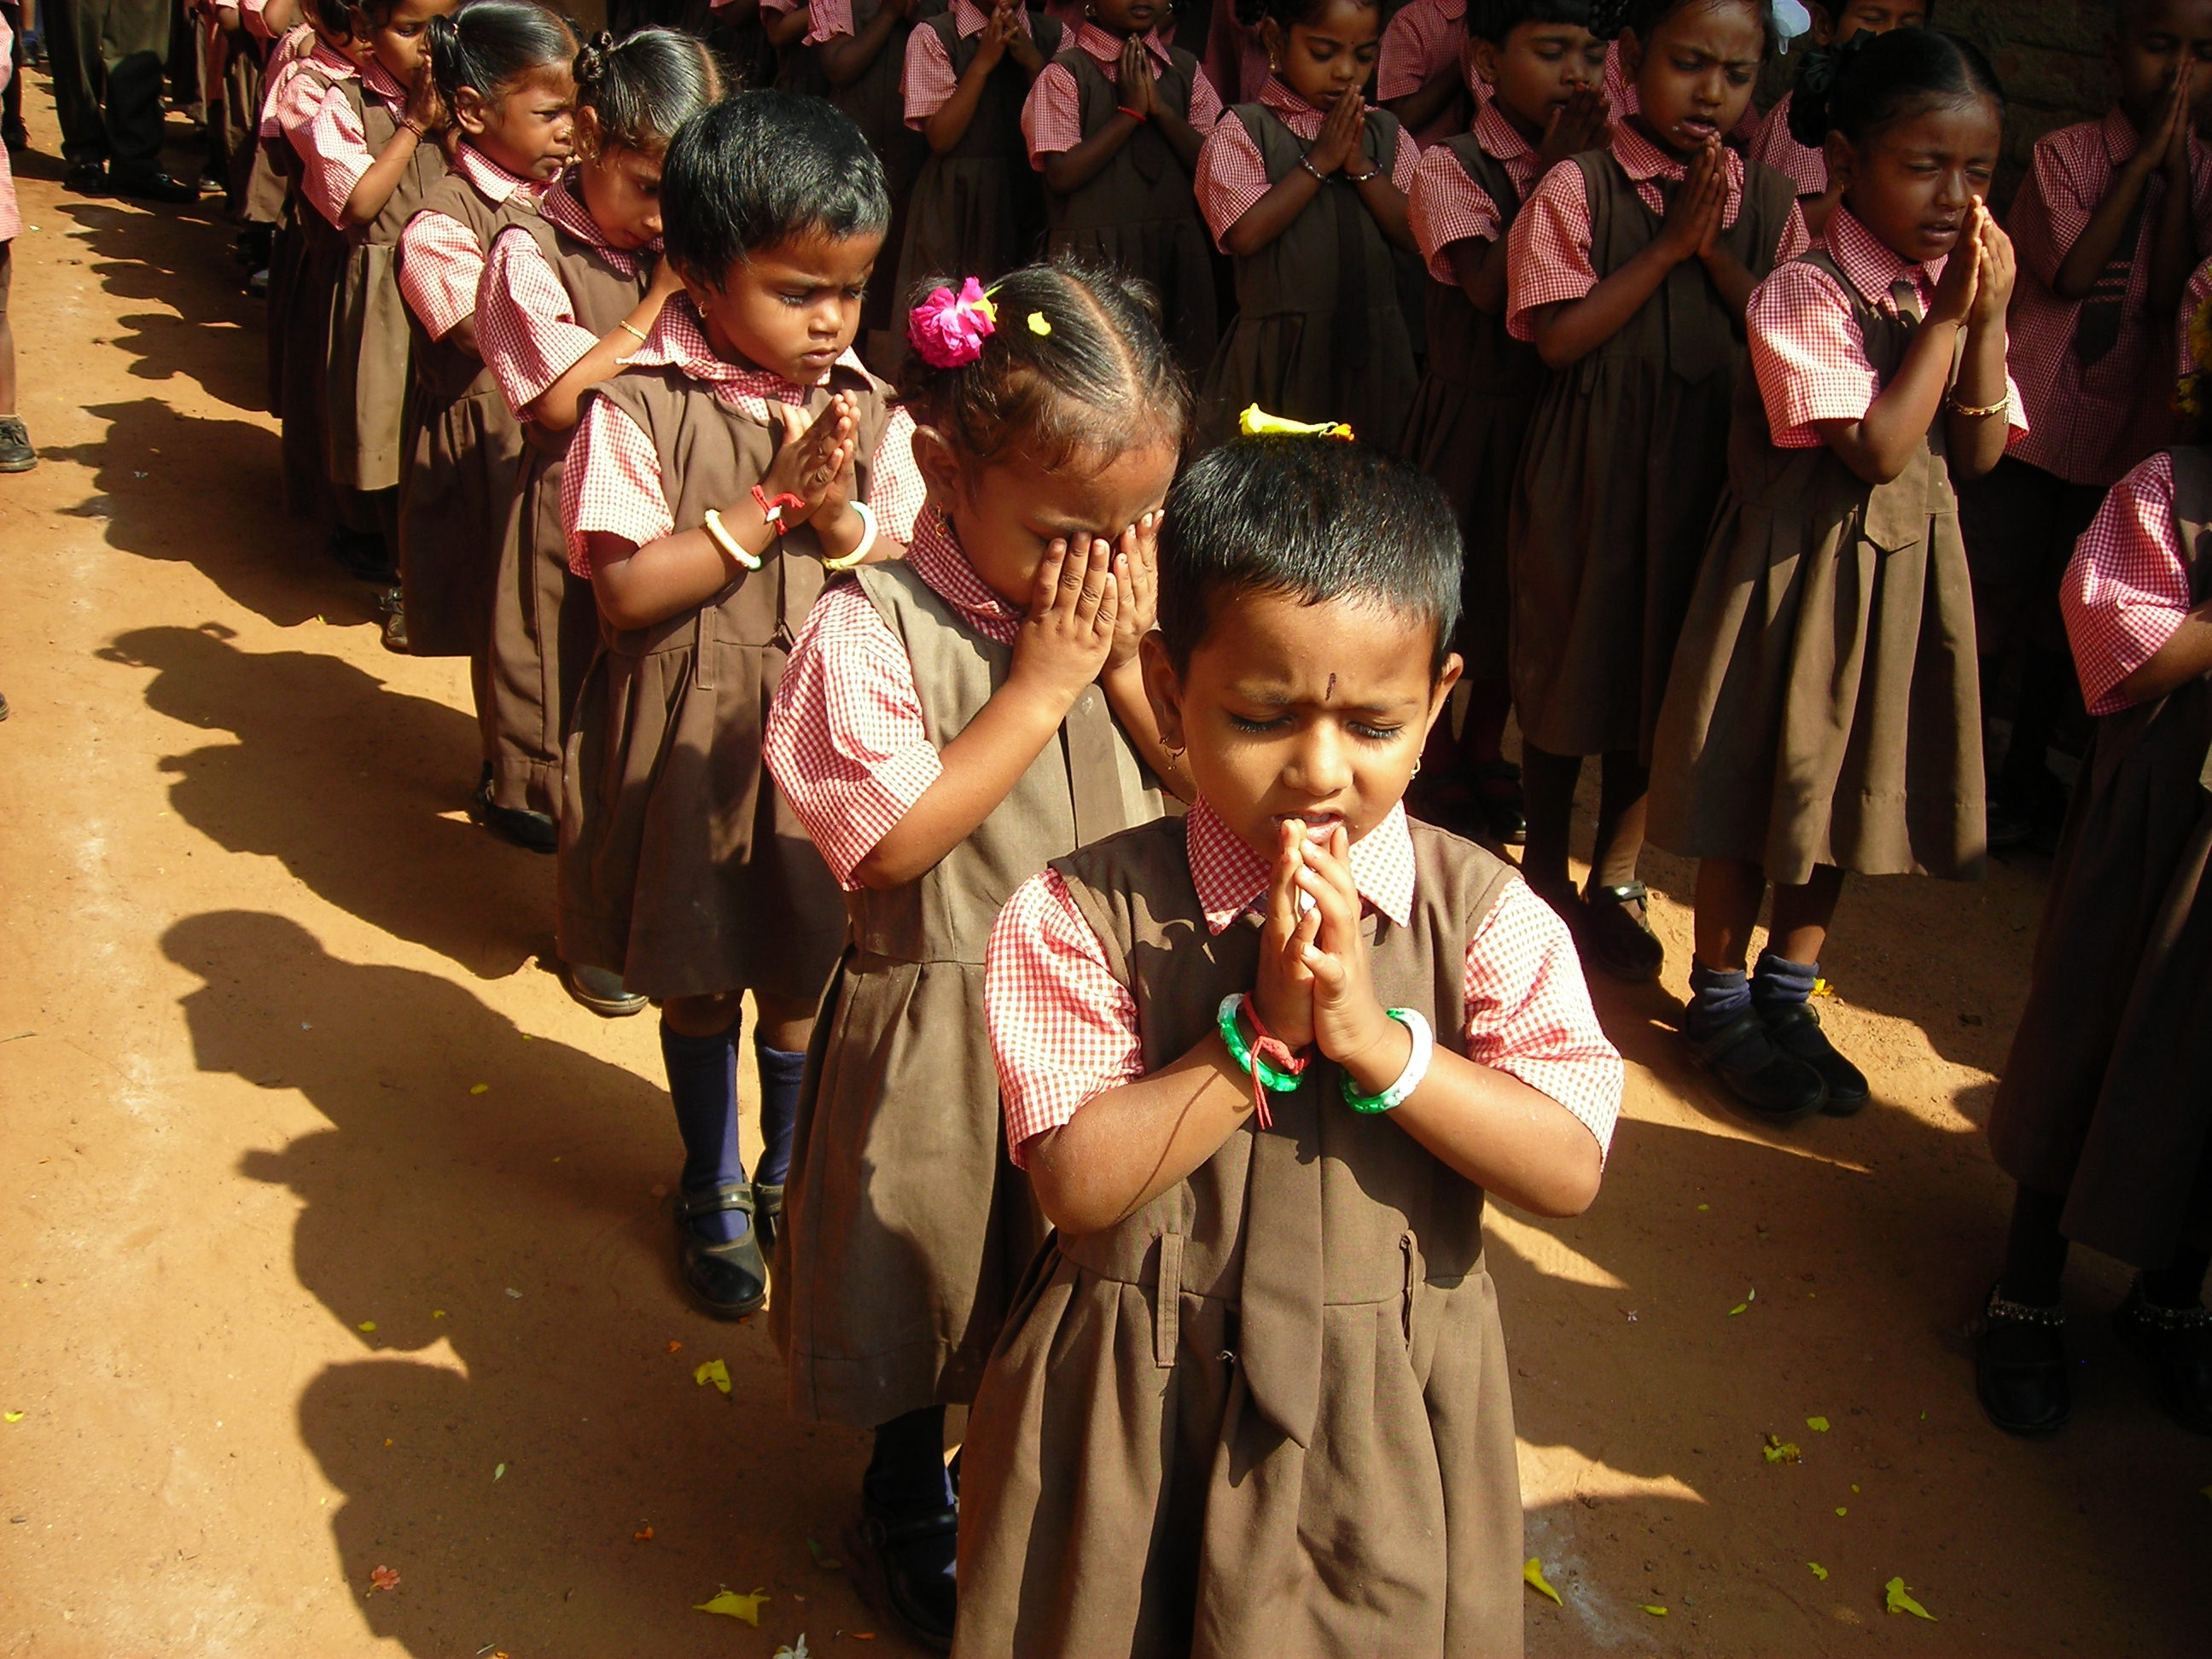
(562, 395, 670, 578)
(1747, 260, 1879, 446)
(1023, 61, 1083, 165)
(2062, 450, 2196, 714)
(1410, 140, 1502, 284)
(398, 209, 486, 343)
(1194, 110, 1266, 245)
(985, 863, 1622, 1167)
(477, 224, 603, 418)
(2014, 124, 2099, 292)
(867, 406, 928, 546)
(764, 581, 946, 886)
(1505, 157, 1597, 340)
(804, 0, 853, 42)
(904, 22, 958, 127)
(295, 84, 374, 230)
(1377, 0, 1458, 104)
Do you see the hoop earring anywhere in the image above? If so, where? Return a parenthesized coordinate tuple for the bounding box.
(1410, 760, 1422, 778)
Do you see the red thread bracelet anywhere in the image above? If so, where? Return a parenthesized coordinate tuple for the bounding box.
(751, 486, 806, 529)
(1238, 993, 1307, 1130)
(1117, 104, 1147, 123)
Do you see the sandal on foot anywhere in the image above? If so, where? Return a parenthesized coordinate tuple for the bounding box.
(2114, 1278, 2212, 1436)
(672, 1183, 767, 1319)
(1685, 1009, 1826, 1124)
(845, 1505, 958, 1653)
(1760, 1002, 1869, 1115)
(753, 1182, 785, 1255)
(1974, 1284, 2069, 1436)
(1576, 882, 1665, 983)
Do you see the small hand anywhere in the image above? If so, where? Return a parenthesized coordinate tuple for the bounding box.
(1009, 536, 1119, 709)
(1252, 822, 1321, 1050)
(1929, 200, 1985, 327)
(1118, 36, 1158, 119)
(1656, 136, 1724, 265)
(2137, 61, 2190, 176)
(755, 394, 858, 527)
(1307, 86, 1364, 175)
(1290, 824, 1399, 1070)
(1967, 201, 2017, 329)
(975, 5, 1014, 70)
(405, 55, 446, 133)
(2168, 60, 2196, 176)
(1104, 509, 1162, 670)
(646, 251, 689, 304)
(1535, 82, 1609, 173)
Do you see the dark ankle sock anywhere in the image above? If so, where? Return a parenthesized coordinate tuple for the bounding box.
(2000, 1185, 2069, 1307)
(1749, 950, 1819, 1014)
(753, 1039, 805, 1190)
(661, 1015, 748, 1244)
(2142, 1244, 2211, 1310)
(864, 1406, 952, 1516)
(1685, 962, 1752, 1039)
(1519, 743, 1582, 899)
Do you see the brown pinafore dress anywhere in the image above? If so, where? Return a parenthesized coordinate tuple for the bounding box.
(1987, 445, 2212, 1270)
(324, 81, 445, 512)
(954, 815, 1525, 1659)
(484, 210, 649, 819)
(556, 357, 888, 1002)
(1398, 136, 1545, 684)
(833, 0, 946, 364)
(267, 61, 346, 524)
(1509, 148, 1798, 760)
(1647, 248, 1984, 887)
(891, 9, 1065, 322)
(397, 166, 533, 663)
(774, 555, 1164, 1428)
(1043, 44, 1219, 375)
(1200, 102, 1417, 446)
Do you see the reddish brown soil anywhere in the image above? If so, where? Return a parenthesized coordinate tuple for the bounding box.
(1, 75, 2206, 1659)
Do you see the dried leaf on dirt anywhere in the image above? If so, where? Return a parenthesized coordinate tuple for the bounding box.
(693, 1588, 769, 1625)
(469, 1084, 488, 1095)
(1641, 1605, 1668, 1616)
(357, 1321, 376, 1332)
(1522, 1558, 1562, 1604)
(1806, 1416, 1829, 1431)
(1884, 1577, 1936, 1620)
(1728, 1303, 1749, 1317)
(368, 1566, 400, 1594)
(3, 1412, 23, 1423)
(1762, 1436, 1800, 1464)
(493, 1463, 506, 1481)
(694, 1359, 731, 1394)
(667, 1340, 682, 1354)
(633, 1527, 654, 1543)
(1807, 1563, 1829, 1580)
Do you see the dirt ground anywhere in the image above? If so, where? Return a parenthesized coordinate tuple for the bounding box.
(1, 72, 2208, 1659)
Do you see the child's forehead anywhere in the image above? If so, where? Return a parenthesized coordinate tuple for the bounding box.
(2123, 0, 2212, 41)
(725, 229, 886, 286)
(1196, 586, 1439, 693)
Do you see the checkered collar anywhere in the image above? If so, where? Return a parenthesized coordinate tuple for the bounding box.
(359, 54, 408, 108)
(2098, 102, 2208, 175)
(905, 505, 1022, 646)
(951, 0, 1033, 40)
(623, 295, 868, 416)
(540, 174, 650, 273)
(453, 142, 540, 205)
(1472, 96, 1537, 169)
(1434, 0, 1465, 16)
(306, 39, 358, 80)
(1613, 118, 1743, 188)
(1257, 75, 1369, 142)
(1073, 21, 1172, 73)
(1821, 204, 1939, 318)
(1185, 797, 1417, 935)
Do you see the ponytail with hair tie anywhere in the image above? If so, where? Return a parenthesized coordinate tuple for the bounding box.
(573, 29, 617, 90)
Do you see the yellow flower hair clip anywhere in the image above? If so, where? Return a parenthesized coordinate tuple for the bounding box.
(1238, 404, 1353, 440)
(1027, 311, 1052, 337)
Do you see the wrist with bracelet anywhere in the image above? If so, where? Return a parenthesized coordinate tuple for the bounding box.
(1215, 995, 1436, 1122)
(1117, 104, 1147, 124)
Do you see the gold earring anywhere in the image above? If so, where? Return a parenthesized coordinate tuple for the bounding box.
(1410, 760, 1422, 778)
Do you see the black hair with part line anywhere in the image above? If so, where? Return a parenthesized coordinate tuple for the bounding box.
(660, 90, 889, 283)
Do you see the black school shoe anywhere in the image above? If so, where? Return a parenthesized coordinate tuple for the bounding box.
(563, 962, 647, 1018)
(672, 1183, 768, 1319)
(0, 416, 34, 473)
(1974, 1284, 2069, 1436)
(2114, 1278, 2212, 1436)
(1759, 1001, 1869, 1115)
(846, 1503, 958, 1654)
(110, 168, 200, 204)
(469, 769, 557, 853)
(1685, 1009, 1827, 1124)
(1576, 882, 1666, 983)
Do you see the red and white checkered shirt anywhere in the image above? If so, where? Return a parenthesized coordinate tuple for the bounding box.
(2061, 450, 2199, 714)
(1378, 0, 1477, 150)
(293, 53, 409, 230)
(476, 178, 653, 420)
(1604, 38, 1638, 117)
(1505, 123, 1809, 340)
(1743, 87, 1825, 197)
(764, 504, 1027, 883)
(260, 32, 342, 140)
(801, 0, 854, 44)
(2006, 109, 2212, 488)
(984, 796, 1623, 1166)
(1746, 206, 2025, 450)
(1195, 77, 1420, 251)
(1022, 24, 1223, 164)
(1407, 97, 1540, 283)
(904, 0, 1036, 127)
(560, 298, 924, 576)
(398, 144, 544, 341)
(2178, 256, 2212, 380)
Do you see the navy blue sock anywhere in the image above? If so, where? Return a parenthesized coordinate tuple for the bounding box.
(864, 1406, 953, 1516)
(1685, 962, 1752, 1039)
(660, 1015, 748, 1244)
(753, 1039, 805, 1190)
(1750, 950, 1819, 1014)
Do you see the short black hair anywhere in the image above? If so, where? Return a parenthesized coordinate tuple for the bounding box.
(426, 0, 577, 108)
(573, 26, 725, 156)
(1159, 438, 1462, 679)
(1787, 26, 2000, 148)
(1233, 0, 1380, 32)
(1468, 0, 1600, 45)
(661, 90, 890, 284)
(1591, 0, 1778, 54)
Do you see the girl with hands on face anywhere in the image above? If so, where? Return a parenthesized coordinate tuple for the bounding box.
(761, 261, 1189, 1654)
(959, 435, 1620, 1656)
(1650, 29, 2023, 1124)
(1194, 0, 1420, 440)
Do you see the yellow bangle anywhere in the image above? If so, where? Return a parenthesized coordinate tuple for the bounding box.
(617, 320, 649, 345)
(819, 500, 878, 571)
(701, 507, 762, 571)
(1947, 392, 2010, 420)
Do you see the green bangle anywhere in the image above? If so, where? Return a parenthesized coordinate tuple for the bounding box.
(1216, 993, 1302, 1093)
(1339, 1007, 1434, 1114)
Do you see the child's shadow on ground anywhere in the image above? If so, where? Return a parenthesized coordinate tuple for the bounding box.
(103, 622, 542, 979)
(168, 911, 898, 1658)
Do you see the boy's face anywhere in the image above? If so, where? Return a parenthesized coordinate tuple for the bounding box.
(370, 0, 455, 84)
(684, 230, 883, 384)
(1143, 589, 1458, 863)
(1814, 1, 1929, 49)
(1470, 20, 1609, 139)
(2115, 0, 2212, 127)
(1622, 0, 1765, 158)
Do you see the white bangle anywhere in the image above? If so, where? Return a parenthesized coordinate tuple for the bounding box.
(820, 499, 877, 571)
(701, 507, 763, 572)
(1340, 1008, 1433, 1113)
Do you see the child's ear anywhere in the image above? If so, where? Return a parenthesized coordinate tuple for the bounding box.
(1618, 26, 1643, 84)
(910, 423, 965, 508)
(1423, 651, 1464, 742)
(1824, 130, 1858, 196)
(1466, 38, 1502, 90)
(1139, 632, 1188, 756)
(1259, 17, 1285, 71)
(451, 85, 490, 138)
(572, 104, 603, 162)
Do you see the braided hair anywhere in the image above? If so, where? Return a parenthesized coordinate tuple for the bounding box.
(572, 26, 725, 158)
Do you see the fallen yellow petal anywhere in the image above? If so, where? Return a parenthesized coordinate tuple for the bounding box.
(1835, 1507, 1848, 1516)
(1884, 1577, 1936, 1621)
(357, 1321, 377, 1333)
(693, 1358, 731, 1394)
(693, 1588, 769, 1625)
(1762, 1437, 1801, 1464)
(1522, 1557, 1562, 1605)
(3, 1412, 23, 1423)
(1728, 1303, 1749, 1317)
(432, 1309, 446, 1319)
(1642, 1605, 1668, 1616)
(469, 1083, 489, 1095)
(1806, 1416, 1830, 1432)
(1808, 1563, 1829, 1580)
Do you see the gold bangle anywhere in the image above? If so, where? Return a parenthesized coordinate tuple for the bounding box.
(1947, 393, 2010, 420)
(617, 320, 649, 345)
(701, 508, 762, 571)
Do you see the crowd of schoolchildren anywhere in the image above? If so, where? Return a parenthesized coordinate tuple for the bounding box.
(8, 0, 2211, 1649)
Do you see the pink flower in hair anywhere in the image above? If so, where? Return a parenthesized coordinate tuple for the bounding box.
(908, 277, 998, 369)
